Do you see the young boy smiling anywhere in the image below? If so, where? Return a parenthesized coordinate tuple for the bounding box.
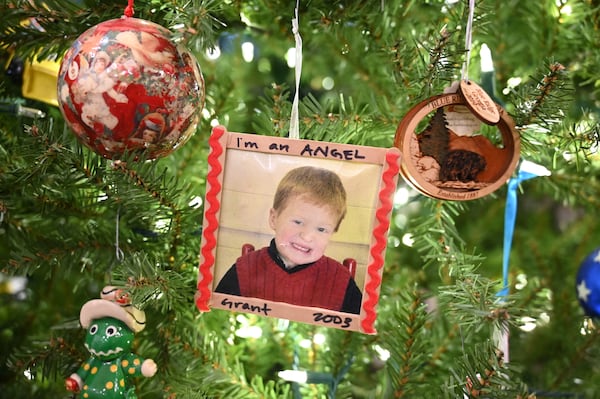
(215, 166, 363, 314)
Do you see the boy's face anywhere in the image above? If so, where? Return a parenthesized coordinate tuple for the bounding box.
(269, 195, 338, 268)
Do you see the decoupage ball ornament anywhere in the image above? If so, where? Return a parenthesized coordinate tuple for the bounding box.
(57, 17, 205, 159)
(576, 247, 600, 317)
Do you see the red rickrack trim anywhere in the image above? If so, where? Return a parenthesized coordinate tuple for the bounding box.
(195, 126, 226, 311)
(124, 0, 135, 17)
(361, 147, 401, 334)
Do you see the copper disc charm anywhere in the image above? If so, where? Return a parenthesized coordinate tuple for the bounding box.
(394, 93, 520, 201)
(459, 80, 500, 125)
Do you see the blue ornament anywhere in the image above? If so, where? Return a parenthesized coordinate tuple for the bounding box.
(576, 248, 600, 317)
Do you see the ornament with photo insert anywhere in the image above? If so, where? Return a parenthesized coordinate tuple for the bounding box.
(394, 80, 520, 201)
(57, 17, 205, 160)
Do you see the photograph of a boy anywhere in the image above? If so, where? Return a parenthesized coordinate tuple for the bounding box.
(215, 165, 363, 314)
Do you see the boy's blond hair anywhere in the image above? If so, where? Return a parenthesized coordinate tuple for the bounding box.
(272, 166, 347, 231)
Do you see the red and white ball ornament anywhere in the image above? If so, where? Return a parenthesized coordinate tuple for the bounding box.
(57, 17, 205, 159)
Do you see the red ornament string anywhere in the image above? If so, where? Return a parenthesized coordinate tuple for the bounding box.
(124, 0, 135, 17)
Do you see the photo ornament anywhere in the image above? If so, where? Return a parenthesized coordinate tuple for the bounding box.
(195, 126, 401, 334)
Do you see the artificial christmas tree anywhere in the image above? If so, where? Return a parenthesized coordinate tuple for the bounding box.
(1, 0, 599, 398)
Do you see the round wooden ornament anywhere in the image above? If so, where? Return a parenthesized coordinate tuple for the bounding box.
(394, 93, 520, 201)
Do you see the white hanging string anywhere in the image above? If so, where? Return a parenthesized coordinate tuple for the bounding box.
(289, 0, 302, 140)
(460, 0, 476, 82)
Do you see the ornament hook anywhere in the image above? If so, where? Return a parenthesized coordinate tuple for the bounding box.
(115, 205, 124, 262)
